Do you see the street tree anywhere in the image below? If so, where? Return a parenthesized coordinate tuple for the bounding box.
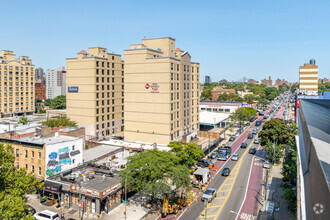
(18, 114, 29, 125)
(168, 142, 204, 167)
(119, 149, 190, 200)
(217, 93, 230, 101)
(0, 143, 42, 219)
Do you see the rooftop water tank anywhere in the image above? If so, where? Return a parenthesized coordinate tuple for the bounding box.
(310, 59, 316, 65)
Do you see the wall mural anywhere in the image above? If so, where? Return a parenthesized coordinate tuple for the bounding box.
(46, 146, 81, 177)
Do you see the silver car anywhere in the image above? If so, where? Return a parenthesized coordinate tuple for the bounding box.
(201, 188, 217, 202)
(263, 161, 271, 169)
(231, 153, 239, 161)
(254, 138, 260, 144)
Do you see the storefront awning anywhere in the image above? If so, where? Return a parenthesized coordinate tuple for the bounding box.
(44, 181, 62, 193)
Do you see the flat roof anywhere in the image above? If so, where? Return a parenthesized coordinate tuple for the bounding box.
(83, 145, 122, 162)
(300, 99, 330, 188)
(47, 164, 121, 192)
(199, 111, 230, 126)
(142, 36, 176, 41)
(15, 135, 80, 145)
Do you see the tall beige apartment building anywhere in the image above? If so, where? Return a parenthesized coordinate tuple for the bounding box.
(66, 47, 124, 138)
(0, 50, 35, 118)
(124, 37, 200, 145)
(299, 59, 318, 95)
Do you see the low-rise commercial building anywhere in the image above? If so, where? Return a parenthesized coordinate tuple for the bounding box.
(44, 162, 122, 216)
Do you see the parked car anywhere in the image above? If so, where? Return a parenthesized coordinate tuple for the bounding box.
(24, 205, 36, 215)
(221, 143, 229, 148)
(263, 115, 268, 119)
(240, 142, 248, 148)
(255, 126, 260, 130)
(229, 136, 236, 141)
(209, 152, 218, 160)
(34, 210, 59, 220)
(263, 161, 271, 169)
(197, 159, 214, 168)
(201, 188, 217, 202)
(222, 168, 231, 176)
(245, 122, 251, 126)
(252, 128, 257, 134)
(249, 147, 257, 154)
(247, 133, 253, 139)
(231, 153, 239, 161)
(256, 120, 261, 126)
(254, 138, 260, 144)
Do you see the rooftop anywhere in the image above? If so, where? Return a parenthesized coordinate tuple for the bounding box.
(99, 139, 170, 151)
(47, 163, 121, 192)
(15, 135, 79, 145)
(83, 145, 122, 162)
(300, 99, 330, 188)
(200, 111, 230, 126)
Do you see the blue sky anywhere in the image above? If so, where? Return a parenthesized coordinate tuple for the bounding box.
(1, 0, 330, 82)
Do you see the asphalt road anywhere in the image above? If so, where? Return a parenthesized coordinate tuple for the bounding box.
(179, 98, 290, 220)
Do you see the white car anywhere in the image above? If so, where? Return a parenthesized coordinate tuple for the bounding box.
(263, 161, 271, 169)
(34, 210, 59, 220)
(231, 153, 239, 161)
(254, 138, 260, 144)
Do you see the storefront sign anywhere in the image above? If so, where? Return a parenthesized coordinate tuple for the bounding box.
(70, 150, 81, 157)
(70, 185, 100, 197)
(102, 183, 122, 198)
(145, 84, 150, 89)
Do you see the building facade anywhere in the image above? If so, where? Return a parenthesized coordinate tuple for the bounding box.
(35, 67, 44, 82)
(211, 87, 235, 101)
(46, 67, 66, 99)
(205, 75, 211, 84)
(66, 47, 124, 138)
(35, 81, 46, 100)
(0, 135, 83, 179)
(124, 37, 200, 145)
(0, 50, 35, 118)
(261, 76, 272, 86)
(299, 60, 318, 95)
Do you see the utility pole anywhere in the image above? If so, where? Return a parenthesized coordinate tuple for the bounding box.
(78, 174, 82, 220)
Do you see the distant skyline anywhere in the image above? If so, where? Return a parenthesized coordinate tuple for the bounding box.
(1, 0, 330, 82)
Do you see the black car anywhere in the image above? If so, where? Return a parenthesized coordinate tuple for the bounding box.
(197, 159, 215, 168)
(249, 147, 257, 154)
(24, 205, 36, 215)
(229, 136, 235, 141)
(245, 122, 251, 126)
(222, 168, 231, 176)
(237, 128, 243, 134)
(263, 115, 268, 119)
(247, 133, 253, 139)
(208, 152, 218, 160)
(241, 142, 248, 148)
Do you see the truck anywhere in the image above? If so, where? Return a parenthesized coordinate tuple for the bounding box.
(217, 147, 232, 161)
(192, 168, 210, 189)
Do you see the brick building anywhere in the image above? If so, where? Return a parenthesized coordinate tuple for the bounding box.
(35, 81, 46, 100)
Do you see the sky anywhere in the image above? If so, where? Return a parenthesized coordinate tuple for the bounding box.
(1, 0, 330, 82)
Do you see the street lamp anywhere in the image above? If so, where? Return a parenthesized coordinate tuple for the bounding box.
(125, 168, 140, 220)
(269, 130, 276, 165)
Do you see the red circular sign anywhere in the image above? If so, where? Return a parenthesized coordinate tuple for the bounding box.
(145, 84, 150, 89)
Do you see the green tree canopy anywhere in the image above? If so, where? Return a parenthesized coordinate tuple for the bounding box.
(42, 116, 78, 128)
(0, 143, 42, 219)
(168, 142, 204, 167)
(230, 107, 257, 127)
(217, 93, 230, 101)
(119, 149, 190, 199)
(201, 88, 212, 100)
(45, 95, 66, 109)
(18, 114, 29, 125)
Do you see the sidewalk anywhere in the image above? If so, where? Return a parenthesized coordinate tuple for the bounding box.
(258, 159, 295, 220)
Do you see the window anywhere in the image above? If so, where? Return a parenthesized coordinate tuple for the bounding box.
(38, 166, 41, 176)
(38, 151, 41, 160)
(25, 164, 28, 171)
(16, 162, 19, 169)
(72, 159, 75, 164)
(171, 73, 173, 80)
(72, 145, 75, 151)
(31, 165, 35, 173)
(16, 148, 19, 157)
(177, 64, 179, 71)
(25, 149, 28, 158)
(171, 63, 174, 70)
(31, 150, 34, 158)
